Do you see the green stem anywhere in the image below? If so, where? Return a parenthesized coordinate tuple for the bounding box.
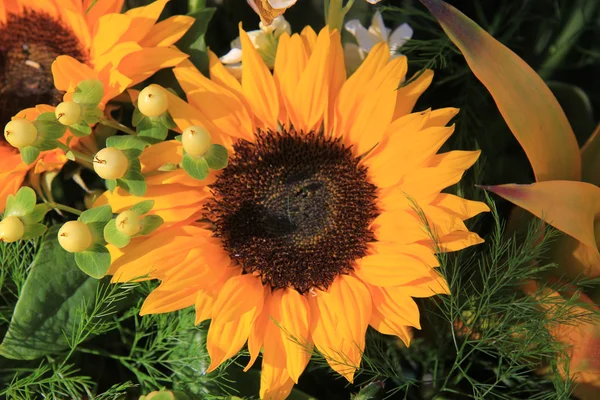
(45, 202, 82, 216)
(326, 0, 354, 32)
(56, 142, 94, 165)
(100, 118, 137, 136)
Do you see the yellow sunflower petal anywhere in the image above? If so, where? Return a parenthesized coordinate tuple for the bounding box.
(431, 193, 490, 220)
(84, 0, 124, 32)
(368, 284, 422, 329)
(354, 245, 439, 287)
(139, 286, 197, 315)
(311, 275, 371, 383)
(118, 47, 189, 86)
(397, 269, 450, 297)
(300, 25, 317, 52)
(271, 288, 312, 383)
(239, 24, 279, 130)
(429, 230, 485, 252)
(208, 51, 245, 100)
(94, 42, 142, 72)
(138, 15, 194, 47)
(369, 305, 413, 347)
(427, 149, 482, 169)
(121, 0, 169, 43)
(400, 166, 470, 202)
(206, 274, 265, 372)
(91, 13, 132, 59)
(275, 33, 308, 129)
(372, 210, 434, 244)
(245, 289, 270, 372)
(195, 266, 242, 325)
(424, 107, 460, 128)
(393, 69, 434, 119)
(0, 149, 28, 212)
(324, 29, 346, 135)
(52, 56, 98, 93)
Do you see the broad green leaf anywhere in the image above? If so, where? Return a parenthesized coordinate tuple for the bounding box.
(107, 135, 147, 152)
(74, 243, 111, 278)
(130, 200, 155, 215)
(20, 146, 39, 165)
(0, 227, 101, 359)
(106, 179, 117, 192)
(21, 223, 47, 240)
(581, 123, 600, 186)
(137, 117, 168, 144)
(103, 219, 131, 248)
(22, 204, 50, 224)
(68, 121, 92, 137)
(177, 8, 216, 76)
(482, 181, 600, 254)
(35, 138, 59, 151)
(35, 112, 56, 121)
(160, 111, 177, 130)
(80, 204, 113, 224)
(118, 170, 147, 196)
(33, 119, 66, 140)
(132, 107, 145, 127)
(73, 79, 104, 106)
(420, 0, 581, 182)
(182, 153, 209, 180)
(205, 144, 228, 170)
(80, 105, 103, 125)
(5, 187, 36, 217)
(138, 215, 164, 236)
(158, 163, 178, 172)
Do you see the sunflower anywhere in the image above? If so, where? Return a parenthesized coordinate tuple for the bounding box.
(103, 25, 488, 399)
(0, 0, 193, 211)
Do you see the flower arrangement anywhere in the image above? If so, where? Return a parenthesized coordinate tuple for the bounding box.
(0, 1, 598, 399)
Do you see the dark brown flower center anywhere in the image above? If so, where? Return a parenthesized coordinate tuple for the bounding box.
(0, 10, 89, 138)
(207, 129, 379, 293)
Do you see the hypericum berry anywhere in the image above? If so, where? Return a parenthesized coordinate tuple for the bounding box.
(4, 119, 38, 148)
(182, 125, 212, 157)
(137, 84, 168, 117)
(0, 216, 25, 243)
(93, 147, 129, 180)
(116, 210, 141, 236)
(58, 220, 93, 253)
(55, 101, 82, 126)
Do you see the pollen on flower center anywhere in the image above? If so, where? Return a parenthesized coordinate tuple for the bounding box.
(0, 10, 89, 132)
(207, 128, 379, 293)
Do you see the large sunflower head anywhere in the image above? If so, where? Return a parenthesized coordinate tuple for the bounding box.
(0, 0, 193, 211)
(102, 24, 489, 400)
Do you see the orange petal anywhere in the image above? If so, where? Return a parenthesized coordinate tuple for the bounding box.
(426, 230, 485, 252)
(424, 107, 460, 128)
(52, 56, 98, 93)
(368, 285, 422, 329)
(393, 69, 434, 119)
(122, 0, 169, 43)
(139, 286, 197, 315)
(138, 15, 194, 47)
(324, 29, 346, 136)
(117, 47, 189, 86)
(271, 288, 312, 383)
(430, 193, 490, 220)
(420, 0, 580, 182)
(482, 181, 600, 253)
(91, 13, 131, 59)
(84, 0, 124, 32)
(310, 275, 371, 382)
(239, 24, 279, 130)
(245, 287, 271, 371)
(206, 274, 265, 372)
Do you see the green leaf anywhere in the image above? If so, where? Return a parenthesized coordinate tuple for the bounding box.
(132, 107, 145, 127)
(103, 219, 131, 248)
(73, 79, 104, 106)
(106, 179, 117, 192)
(106, 135, 147, 152)
(34, 119, 67, 140)
(22, 204, 50, 224)
(65, 151, 75, 161)
(74, 243, 111, 278)
(35, 112, 57, 121)
(0, 227, 100, 359)
(138, 214, 164, 236)
(68, 121, 92, 137)
(160, 111, 177, 129)
(182, 153, 209, 180)
(122, 148, 143, 159)
(80, 204, 113, 224)
(20, 146, 40, 165)
(177, 7, 216, 76)
(118, 170, 147, 196)
(80, 106, 103, 125)
(5, 187, 36, 217)
(175, 134, 182, 142)
(21, 223, 47, 240)
(158, 163, 178, 172)
(35, 139, 59, 151)
(205, 144, 228, 170)
(130, 200, 155, 215)
(419, 0, 581, 182)
(137, 117, 168, 144)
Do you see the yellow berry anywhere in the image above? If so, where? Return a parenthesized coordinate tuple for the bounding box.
(116, 210, 141, 236)
(55, 101, 82, 126)
(58, 221, 93, 253)
(182, 125, 212, 157)
(4, 119, 38, 148)
(0, 216, 25, 243)
(138, 84, 168, 117)
(93, 147, 129, 180)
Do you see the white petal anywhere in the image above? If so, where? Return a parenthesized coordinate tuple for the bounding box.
(368, 11, 390, 42)
(343, 42, 365, 74)
(344, 19, 382, 54)
(220, 48, 243, 65)
(365, 0, 383, 3)
(267, 0, 297, 9)
(230, 36, 242, 50)
(389, 23, 413, 53)
(246, 30, 264, 47)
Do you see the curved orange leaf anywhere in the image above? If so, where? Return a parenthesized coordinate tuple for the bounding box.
(481, 181, 600, 254)
(420, 0, 581, 182)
